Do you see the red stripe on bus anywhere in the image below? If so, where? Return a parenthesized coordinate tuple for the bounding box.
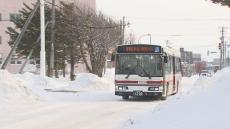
(115, 80, 163, 84)
(147, 81, 163, 84)
(115, 80, 138, 84)
(115, 80, 175, 84)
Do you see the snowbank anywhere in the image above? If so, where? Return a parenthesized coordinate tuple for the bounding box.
(180, 75, 212, 96)
(121, 68, 230, 129)
(69, 73, 114, 91)
(48, 68, 115, 92)
(0, 70, 40, 105)
(0, 69, 115, 104)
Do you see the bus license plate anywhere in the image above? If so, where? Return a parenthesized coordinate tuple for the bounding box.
(133, 91, 143, 96)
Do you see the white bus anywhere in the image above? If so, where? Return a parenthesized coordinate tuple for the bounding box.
(114, 44, 182, 100)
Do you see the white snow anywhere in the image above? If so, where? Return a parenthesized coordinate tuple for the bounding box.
(120, 67, 230, 129)
(1, 67, 230, 129)
(0, 69, 163, 129)
(0, 70, 40, 105)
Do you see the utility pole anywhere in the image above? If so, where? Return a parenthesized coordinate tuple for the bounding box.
(219, 27, 226, 69)
(149, 34, 152, 44)
(1, 2, 40, 69)
(50, 0, 56, 77)
(40, 0, 46, 77)
(224, 42, 227, 67)
(220, 44, 222, 70)
(19, 22, 50, 74)
(228, 44, 230, 66)
(120, 16, 130, 45)
(122, 16, 125, 45)
(120, 20, 123, 45)
(228, 49, 230, 67)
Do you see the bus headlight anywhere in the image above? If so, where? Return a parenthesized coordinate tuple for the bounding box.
(154, 87, 159, 91)
(118, 86, 123, 90)
(116, 86, 128, 91)
(149, 87, 155, 91)
(149, 87, 162, 91)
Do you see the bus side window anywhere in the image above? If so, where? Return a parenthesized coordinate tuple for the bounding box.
(165, 56, 172, 74)
(178, 58, 182, 73)
(170, 56, 173, 73)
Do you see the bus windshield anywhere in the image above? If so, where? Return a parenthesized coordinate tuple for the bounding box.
(116, 54, 163, 77)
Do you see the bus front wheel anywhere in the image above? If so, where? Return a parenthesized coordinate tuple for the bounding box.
(161, 85, 168, 100)
(122, 95, 129, 100)
(160, 95, 167, 100)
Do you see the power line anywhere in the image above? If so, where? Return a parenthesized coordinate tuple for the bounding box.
(179, 43, 217, 49)
(125, 16, 230, 22)
(149, 34, 219, 37)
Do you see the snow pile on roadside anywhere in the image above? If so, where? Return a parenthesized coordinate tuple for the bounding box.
(51, 68, 115, 92)
(180, 75, 199, 95)
(0, 69, 115, 103)
(0, 70, 40, 104)
(180, 75, 212, 96)
(16, 72, 69, 89)
(104, 68, 115, 82)
(15, 72, 69, 96)
(16, 69, 115, 93)
(121, 67, 230, 129)
(69, 70, 114, 91)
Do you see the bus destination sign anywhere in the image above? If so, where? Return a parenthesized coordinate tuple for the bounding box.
(117, 45, 162, 53)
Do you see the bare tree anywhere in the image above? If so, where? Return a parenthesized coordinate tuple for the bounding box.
(80, 12, 120, 77)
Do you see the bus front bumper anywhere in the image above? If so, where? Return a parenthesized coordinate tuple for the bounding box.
(115, 91, 162, 97)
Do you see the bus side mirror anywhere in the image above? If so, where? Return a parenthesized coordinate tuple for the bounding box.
(164, 56, 168, 63)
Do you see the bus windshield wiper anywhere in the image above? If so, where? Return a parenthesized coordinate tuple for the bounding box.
(125, 65, 152, 79)
(137, 65, 152, 79)
(125, 74, 131, 79)
(125, 67, 135, 79)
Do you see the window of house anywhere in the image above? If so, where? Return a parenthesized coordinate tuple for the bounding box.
(10, 13, 21, 22)
(10, 60, 16, 64)
(10, 58, 16, 64)
(17, 60, 22, 64)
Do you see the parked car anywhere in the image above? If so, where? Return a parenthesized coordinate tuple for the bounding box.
(199, 70, 212, 77)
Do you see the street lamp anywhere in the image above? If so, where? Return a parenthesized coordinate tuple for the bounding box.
(138, 33, 152, 44)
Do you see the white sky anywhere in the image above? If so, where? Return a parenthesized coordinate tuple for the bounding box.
(97, 0, 230, 60)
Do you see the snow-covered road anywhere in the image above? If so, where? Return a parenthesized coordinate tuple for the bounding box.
(1, 92, 163, 129)
(0, 69, 200, 129)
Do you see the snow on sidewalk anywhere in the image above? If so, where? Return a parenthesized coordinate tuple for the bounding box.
(0, 70, 40, 105)
(0, 69, 116, 104)
(0, 69, 164, 129)
(120, 68, 230, 129)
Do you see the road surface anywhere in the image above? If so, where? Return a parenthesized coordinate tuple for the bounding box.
(0, 91, 163, 129)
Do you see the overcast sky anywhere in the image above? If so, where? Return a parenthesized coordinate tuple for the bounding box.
(97, 0, 230, 60)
